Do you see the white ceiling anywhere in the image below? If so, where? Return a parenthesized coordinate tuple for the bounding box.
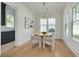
(23, 2, 67, 15)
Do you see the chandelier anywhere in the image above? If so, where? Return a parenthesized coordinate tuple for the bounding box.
(42, 2, 48, 19)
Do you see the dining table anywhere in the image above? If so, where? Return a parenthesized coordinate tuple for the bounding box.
(35, 32, 52, 48)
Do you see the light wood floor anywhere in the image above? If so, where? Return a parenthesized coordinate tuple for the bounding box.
(1, 40, 76, 57)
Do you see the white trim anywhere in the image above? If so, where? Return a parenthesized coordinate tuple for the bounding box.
(67, 2, 78, 10)
(72, 37, 79, 43)
(63, 39, 79, 57)
(4, 2, 18, 47)
(1, 41, 15, 53)
(14, 7, 18, 46)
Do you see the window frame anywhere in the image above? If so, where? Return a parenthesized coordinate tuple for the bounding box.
(40, 18, 56, 32)
(72, 3, 79, 41)
(65, 14, 69, 35)
(6, 14, 15, 28)
(5, 5, 15, 28)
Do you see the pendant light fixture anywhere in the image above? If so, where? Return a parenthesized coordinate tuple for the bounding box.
(42, 2, 48, 19)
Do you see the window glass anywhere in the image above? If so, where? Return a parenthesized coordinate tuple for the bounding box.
(48, 18, 55, 32)
(6, 5, 15, 28)
(40, 18, 55, 32)
(72, 4, 79, 39)
(65, 14, 69, 34)
(40, 18, 47, 25)
(6, 15, 14, 27)
(48, 18, 55, 25)
(48, 26, 55, 32)
(41, 25, 47, 32)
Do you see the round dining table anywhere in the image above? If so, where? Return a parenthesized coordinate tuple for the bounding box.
(35, 32, 52, 48)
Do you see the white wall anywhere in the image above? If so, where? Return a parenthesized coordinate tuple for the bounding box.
(55, 11, 63, 39)
(63, 2, 79, 56)
(34, 11, 63, 39)
(34, 16, 40, 33)
(5, 2, 35, 46)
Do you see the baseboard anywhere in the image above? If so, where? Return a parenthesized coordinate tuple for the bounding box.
(15, 39, 31, 46)
(63, 39, 79, 57)
(1, 41, 15, 53)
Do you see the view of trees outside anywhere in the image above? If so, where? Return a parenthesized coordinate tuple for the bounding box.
(6, 15, 14, 27)
(72, 4, 79, 39)
(48, 18, 55, 32)
(48, 27, 55, 32)
(40, 18, 55, 32)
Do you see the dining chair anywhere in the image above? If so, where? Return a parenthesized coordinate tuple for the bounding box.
(43, 34, 55, 51)
(31, 35, 41, 48)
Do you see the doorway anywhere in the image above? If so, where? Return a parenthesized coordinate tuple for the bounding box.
(1, 2, 15, 53)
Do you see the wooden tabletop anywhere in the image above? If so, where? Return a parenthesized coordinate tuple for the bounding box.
(35, 32, 52, 37)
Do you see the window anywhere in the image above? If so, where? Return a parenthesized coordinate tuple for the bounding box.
(40, 18, 55, 32)
(6, 5, 15, 28)
(72, 4, 79, 39)
(65, 14, 69, 35)
(48, 18, 55, 32)
(40, 18, 47, 32)
(6, 15, 14, 27)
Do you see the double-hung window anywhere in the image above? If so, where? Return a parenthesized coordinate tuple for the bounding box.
(48, 18, 55, 32)
(72, 4, 79, 39)
(40, 18, 47, 32)
(40, 18, 55, 32)
(65, 14, 69, 35)
(6, 5, 15, 28)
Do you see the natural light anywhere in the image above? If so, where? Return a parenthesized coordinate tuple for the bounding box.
(72, 4, 79, 39)
(40, 18, 55, 32)
(6, 15, 14, 27)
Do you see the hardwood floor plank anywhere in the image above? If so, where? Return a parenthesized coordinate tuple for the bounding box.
(1, 40, 76, 57)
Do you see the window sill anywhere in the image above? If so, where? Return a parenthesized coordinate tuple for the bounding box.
(72, 37, 79, 43)
(64, 35, 79, 56)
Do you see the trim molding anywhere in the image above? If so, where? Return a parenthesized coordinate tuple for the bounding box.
(1, 41, 15, 53)
(63, 39, 79, 57)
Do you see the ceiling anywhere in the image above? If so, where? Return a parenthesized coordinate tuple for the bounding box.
(23, 2, 67, 16)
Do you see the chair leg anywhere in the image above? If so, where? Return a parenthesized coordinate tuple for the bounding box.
(31, 39, 33, 48)
(51, 45, 54, 51)
(51, 41, 55, 51)
(38, 44, 41, 48)
(43, 42, 45, 48)
(31, 43, 34, 48)
(38, 40, 41, 48)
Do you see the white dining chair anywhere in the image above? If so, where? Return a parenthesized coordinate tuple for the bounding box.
(43, 34, 55, 51)
(31, 35, 41, 48)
